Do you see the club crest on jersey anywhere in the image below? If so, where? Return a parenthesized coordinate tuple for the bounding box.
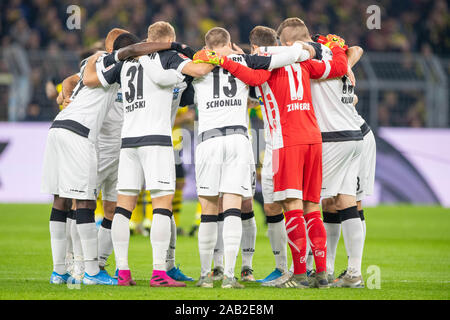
(115, 92, 123, 103)
(173, 87, 180, 100)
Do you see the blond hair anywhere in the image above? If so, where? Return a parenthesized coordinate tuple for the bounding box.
(147, 21, 176, 42)
(205, 27, 231, 49)
(277, 17, 310, 44)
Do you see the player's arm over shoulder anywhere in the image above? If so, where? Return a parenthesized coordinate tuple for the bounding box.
(303, 45, 348, 80)
(160, 50, 214, 78)
(82, 51, 106, 87)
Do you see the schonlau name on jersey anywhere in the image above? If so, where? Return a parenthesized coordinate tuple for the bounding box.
(206, 98, 242, 109)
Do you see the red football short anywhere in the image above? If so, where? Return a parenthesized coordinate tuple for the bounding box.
(272, 143, 322, 203)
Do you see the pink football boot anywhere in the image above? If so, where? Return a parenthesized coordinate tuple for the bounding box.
(150, 270, 186, 287)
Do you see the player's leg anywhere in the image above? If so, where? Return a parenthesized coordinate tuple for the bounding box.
(173, 165, 185, 235)
(212, 196, 224, 280)
(303, 199, 328, 289)
(357, 200, 366, 241)
(41, 129, 71, 283)
(221, 192, 244, 289)
(274, 145, 309, 288)
(302, 143, 327, 285)
(333, 141, 364, 288)
(112, 192, 138, 285)
(97, 160, 119, 274)
(49, 195, 71, 283)
(197, 195, 219, 288)
(70, 200, 85, 280)
(258, 143, 288, 283)
(129, 191, 145, 236)
(258, 201, 288, 284)
(65, 198, 75, 276)
(98, 200, 114, 271)
(142, 191, 153, 233)
(144, 146, 185, 287)
(111, 147, 142, 285)
(195, 137, 222, 287)
(240, 197, 256, 281)
(321, 197, 341, 282)
(165, 202, 194, 282)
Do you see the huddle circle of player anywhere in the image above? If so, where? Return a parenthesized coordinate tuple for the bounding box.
(42, 17, 375, 289)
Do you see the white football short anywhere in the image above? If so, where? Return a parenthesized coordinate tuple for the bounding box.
(321, 140, 363, 199)
(41, 128, 98, 200)
(357, 130, 376, 201)
(195, 134, 253, 198)
(261, 142, 275, 204)
(117, 145, 175, 198)
(96, 156, 119, 202)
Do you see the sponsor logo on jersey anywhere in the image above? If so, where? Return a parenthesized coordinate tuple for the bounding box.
(206, 98, 242, 109)
(286, 102, 311, 112)
(104, 64, 114, 72)
(178, 53, 188, 59)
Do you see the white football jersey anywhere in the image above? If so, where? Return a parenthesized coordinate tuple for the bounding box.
(53, 54, 119, 143)
(97, 88, 123, 158)
(193, 54, 254, 134)
(310, 44, 362, 141)
(98, 50, 188, 148)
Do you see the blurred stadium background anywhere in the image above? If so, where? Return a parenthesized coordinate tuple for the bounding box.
(0, 0, 449, 207)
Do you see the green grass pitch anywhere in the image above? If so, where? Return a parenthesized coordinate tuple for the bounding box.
(0, 202, 449, 300)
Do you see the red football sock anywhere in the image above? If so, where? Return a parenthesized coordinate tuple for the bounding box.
(284, 209, 307, 275)
(305, 211, 327, 273)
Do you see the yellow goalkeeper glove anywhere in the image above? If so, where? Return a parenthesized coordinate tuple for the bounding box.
(193, 49, 221, 65)
(323, 34, 347, 50)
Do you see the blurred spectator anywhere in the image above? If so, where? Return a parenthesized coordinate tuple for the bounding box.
(24, 101, 41, 121)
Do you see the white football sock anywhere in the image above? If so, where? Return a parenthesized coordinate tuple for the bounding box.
(49, 208, 67, 275)
(76, 208, 99, 276)
(150, 210, 172, 271)
(340, 206, 364, 276)
(241, 212, 256, 269)
(213, 215, 224, 269)
(223, 209, 242, 278)
(267, 214, 288, 272)
(111, 207, 131, 270)
(198, 216, 218, 277)
(70, 212, 84, 274)
(165, 215, 177, 271)
(98, 218, 113, 268)
(323, 211, 341, 276)
(65, 211, 74, 260)
(360, 210, 366, 242)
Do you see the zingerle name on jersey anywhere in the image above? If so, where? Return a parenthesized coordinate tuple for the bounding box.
(287, 102, 311, 112)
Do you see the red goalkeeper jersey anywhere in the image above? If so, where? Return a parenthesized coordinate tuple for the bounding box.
(220, 45, 348, 149)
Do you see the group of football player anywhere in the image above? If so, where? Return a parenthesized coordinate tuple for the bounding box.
(42, 16, 375, 289)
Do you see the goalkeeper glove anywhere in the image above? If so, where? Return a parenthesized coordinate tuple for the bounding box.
(315, 34, 348, 51)
(193, 49, 221, 65)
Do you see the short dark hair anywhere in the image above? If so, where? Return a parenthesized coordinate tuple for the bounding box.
(249, 26, 277, 47)
(113, 33, 140, 50)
